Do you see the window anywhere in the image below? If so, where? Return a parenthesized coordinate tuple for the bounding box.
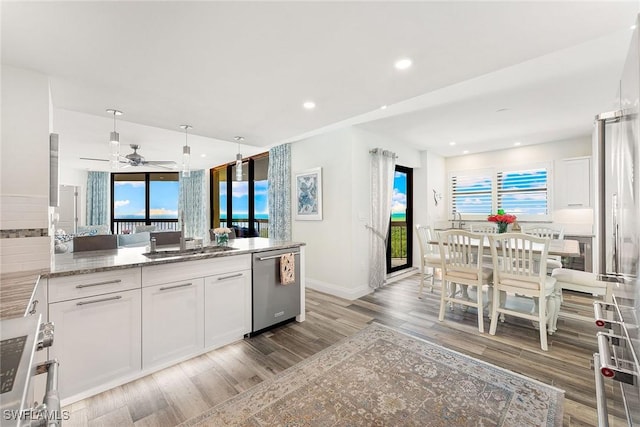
(497, 167, 549, 216)
(210, 153, 269, 237)
(449, 164, 551, 220)
(111, 172, 179, 233)
(450, 170, 493, 215)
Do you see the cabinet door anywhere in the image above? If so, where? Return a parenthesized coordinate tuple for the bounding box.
(142, 278, 204, 369)
(49, 289, 141, 399)
(564, 158, 591, 208)
(204, 270, 251, 349)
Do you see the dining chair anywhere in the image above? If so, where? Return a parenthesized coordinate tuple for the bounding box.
(470, 223, 498, 234)
(470, 223, 498, 266)
(487, 232, 558, 351)
(73, 234, 118, 252)
(437, 229, 493, 333)
(523, 226, 565, 274)
(415, 224, 442, 296)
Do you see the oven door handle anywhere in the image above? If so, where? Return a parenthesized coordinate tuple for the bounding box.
(32, 359, 61, 427)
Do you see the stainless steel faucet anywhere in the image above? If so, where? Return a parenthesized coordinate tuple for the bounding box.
(452, 212, 465, 229)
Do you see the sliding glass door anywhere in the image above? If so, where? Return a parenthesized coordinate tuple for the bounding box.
(210, 153, 270, 237)
(386, 166, 413, 273)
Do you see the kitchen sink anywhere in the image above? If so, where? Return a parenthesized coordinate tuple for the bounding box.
(143, 245, 237, 259)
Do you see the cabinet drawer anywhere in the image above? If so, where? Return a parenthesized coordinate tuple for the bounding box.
(142, 254, 251, 287)
(48, 268, 141, 303)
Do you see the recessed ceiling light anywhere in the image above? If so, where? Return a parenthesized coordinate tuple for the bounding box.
(380, 105, 387, 110)
(631, 24, 637, 30)
(303, 101, 316, 110)
(463, 150, 469, 154)
(449, 141, 456, 146)
(514, 141, 521, 146)
(394, 58, 412, 70)
(200, 154, 207, 158)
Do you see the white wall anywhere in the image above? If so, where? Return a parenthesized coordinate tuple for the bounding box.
(444, 136, 593, 234)
(1, 65, 52, 273)
(413, 150, 446, 268)
(291, 127, 421, 299)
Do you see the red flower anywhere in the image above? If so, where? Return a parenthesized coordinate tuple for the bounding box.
(487, 213, 517, 224)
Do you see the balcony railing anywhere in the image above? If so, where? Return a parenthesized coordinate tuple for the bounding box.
(112, 220, 178, 235)
(390, 221, 407, 258)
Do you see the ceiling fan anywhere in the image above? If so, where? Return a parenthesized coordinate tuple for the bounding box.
(81, 144, 177, 169)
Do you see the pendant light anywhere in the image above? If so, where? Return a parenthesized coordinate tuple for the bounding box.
(234, 136, 244, 181)
(180, 125, 192, 177)
(106, 109, 123, 170)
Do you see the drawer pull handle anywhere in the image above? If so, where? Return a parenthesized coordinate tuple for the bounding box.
(76, 279, 122, 289)
(257, 252, 300, 261)
(217, 273, 243, 281)
(567, 203, 583, 206)
(159, 282, 193, 291)
(76, 295, 122, 306)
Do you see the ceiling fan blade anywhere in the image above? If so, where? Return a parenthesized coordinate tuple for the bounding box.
(79, 157, 109, 162)
(144, 161, 176, 170)
(145, 161, 177, 165)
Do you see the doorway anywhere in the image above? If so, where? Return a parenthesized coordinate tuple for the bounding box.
(386, 165, 413, 273)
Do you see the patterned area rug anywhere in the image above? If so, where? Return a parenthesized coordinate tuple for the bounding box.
(181, 323, 564, 426)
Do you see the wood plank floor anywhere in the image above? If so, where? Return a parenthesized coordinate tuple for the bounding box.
(63, 274, 626, 426)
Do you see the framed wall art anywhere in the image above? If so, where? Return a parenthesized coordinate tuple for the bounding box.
(294, 167, 322, 220)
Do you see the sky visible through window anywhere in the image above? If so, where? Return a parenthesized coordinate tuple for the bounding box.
(391, 171, 407, 221)
(114, 180, 179, 219)
(219, 180, 269, 220)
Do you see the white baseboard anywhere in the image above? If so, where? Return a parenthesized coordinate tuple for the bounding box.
(306, 277, 372, 301)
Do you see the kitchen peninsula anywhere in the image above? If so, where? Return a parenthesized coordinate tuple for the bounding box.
(16, 237, 305, 405)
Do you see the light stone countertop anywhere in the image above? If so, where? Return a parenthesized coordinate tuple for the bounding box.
(48, 237, 305, 278)
(0, 238, 304, 319)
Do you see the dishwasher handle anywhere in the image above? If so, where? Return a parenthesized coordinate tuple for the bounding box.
(257, 251, 300, 261)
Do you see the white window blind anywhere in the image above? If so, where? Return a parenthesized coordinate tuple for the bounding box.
(497, 167, 549, 217)
(450, 172, 493, 215)
(449, 164, 551, 219)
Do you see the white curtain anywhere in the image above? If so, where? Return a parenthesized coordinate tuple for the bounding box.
(268, 144, 291, 241)
(179, 169, 205, 240)
(368, 148, 397, 289)
(86, 171, 109, 226)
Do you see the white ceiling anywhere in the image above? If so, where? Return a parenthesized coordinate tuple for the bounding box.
(2, 1, 638, 171)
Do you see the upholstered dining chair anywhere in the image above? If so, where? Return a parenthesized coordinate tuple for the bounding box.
(415, 224, 442, 296)
(487, 232, 558, 351)
(73, 234, 118, 252)
(437, 229, 493, 333)
(523, 226, 565, 274)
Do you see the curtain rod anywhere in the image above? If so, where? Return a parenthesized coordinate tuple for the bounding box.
(368, 148, 398, 159)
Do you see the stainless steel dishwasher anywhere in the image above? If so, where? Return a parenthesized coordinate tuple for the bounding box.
(250, 248, 301, 335)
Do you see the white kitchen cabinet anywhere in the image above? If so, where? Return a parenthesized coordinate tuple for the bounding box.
(142, 278, 204, 369)
(48, 267, 141, 303)
(204, 269, 252, 348)
(556, 157, 591, 208)
(48, 288, 141, 399)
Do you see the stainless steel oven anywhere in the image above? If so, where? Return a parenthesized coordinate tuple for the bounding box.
(0, 315, 59, 427)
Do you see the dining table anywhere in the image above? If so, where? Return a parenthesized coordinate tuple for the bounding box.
(428, 234, 580, 258)
(428, 233, 582, 336)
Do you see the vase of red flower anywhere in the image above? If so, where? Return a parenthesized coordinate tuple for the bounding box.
(487, 209, 517, 233)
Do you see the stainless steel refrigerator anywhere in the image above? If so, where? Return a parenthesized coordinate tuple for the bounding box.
(593, 14, 640, 426)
